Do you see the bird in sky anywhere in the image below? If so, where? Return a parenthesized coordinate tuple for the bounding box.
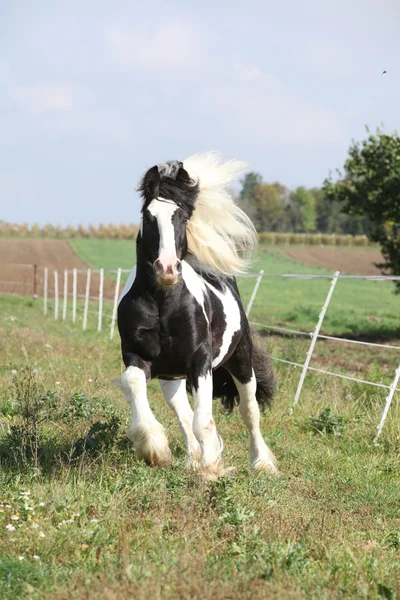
(381, 70, 387, 77)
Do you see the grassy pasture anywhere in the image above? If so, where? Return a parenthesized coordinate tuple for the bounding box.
(1, 241, 400, 598)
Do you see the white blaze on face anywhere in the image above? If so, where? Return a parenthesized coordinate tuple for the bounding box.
(147, 198, 178, 269)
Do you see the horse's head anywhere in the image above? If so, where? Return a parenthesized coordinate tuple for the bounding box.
(138, 161, 199, 287)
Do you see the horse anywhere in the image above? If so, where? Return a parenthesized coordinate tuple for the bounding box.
(115, 152, 278, 479)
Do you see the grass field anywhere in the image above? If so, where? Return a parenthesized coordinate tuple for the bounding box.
(1, 290, 400, 599)
(1, 240, 400, 598)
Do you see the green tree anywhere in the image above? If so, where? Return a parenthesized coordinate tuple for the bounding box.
(253, 183, 287, 231)
(239, 172, 263, 221)
(239, 173, 289, 231)
(311, 187, 369, 234)
(287, 187, 317, 232)
(323, 127, 400, 288)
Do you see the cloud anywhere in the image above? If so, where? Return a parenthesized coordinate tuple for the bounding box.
(213, 62, 345, 147)
(106, 20, 204, 73)
(235, 62, 282, 90)
(13, 83, 74, 113)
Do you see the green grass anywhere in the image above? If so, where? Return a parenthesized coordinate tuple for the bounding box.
(70, 238, 136, 272)
(1, 296, 400, 599)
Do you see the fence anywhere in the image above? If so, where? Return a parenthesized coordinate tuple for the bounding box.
(0, 263, 41, 297)
(4, 263, 400, 442)
(242, 270, 400, 443)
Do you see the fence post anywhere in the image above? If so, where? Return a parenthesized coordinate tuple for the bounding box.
(54, 270, 59, 320)
(62, 270, 68, 321)
(98, 268, 104, 332)
(72, 268, 77, 324)
(33, 264, 38, 299)
(82, 268, 91, 331)
(43, 267, 48, 315)
(292, 271, 340, 410)
(373, 363, 400, 444)
(109, 268, 122, 341)
(245, 270, 264, 318)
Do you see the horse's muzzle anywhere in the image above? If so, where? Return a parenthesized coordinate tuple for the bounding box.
(153, 259, 182, 286)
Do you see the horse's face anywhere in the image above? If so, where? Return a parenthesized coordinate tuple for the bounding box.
(142, 198, 188, 287)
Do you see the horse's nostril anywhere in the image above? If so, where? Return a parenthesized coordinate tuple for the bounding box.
(153, 259, 163, 274)
(176, 260, 182, 274)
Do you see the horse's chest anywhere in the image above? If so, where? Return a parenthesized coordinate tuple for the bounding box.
(158, 309, 205, 357)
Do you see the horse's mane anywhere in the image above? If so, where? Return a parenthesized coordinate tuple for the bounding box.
(183, 152, 257, 276)
(138, 152, 257, 277)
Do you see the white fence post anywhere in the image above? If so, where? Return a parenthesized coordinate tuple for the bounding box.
(373, 363, 400, 444)
(98, 268, 104, 332)
(54, 270, 59, 320)
(43, 267, 48, 316)
(72, 268, 77, 324)
(82, 268, 91, 331)
(292, 271, 340, 409)
(109, 268, 122, 341)
(62, 269, 68, 321)
(245, 269, 264, 318)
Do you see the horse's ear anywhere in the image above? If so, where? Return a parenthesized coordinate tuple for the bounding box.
(177, 166, 192, 184)
(140, 165, 160, 200)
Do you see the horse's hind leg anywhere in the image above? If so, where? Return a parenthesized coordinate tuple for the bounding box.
(159, 379, 201, 468)
(232, 371, 278, 473)
(227, 348, 278, 473)
(118, 366, 172, 467)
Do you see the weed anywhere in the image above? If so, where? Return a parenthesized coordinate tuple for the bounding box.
(62, 391, 96, 420)
(0, 369, 57, 467)
(308, 407, 346, 437)
(73, 416, 121, 457)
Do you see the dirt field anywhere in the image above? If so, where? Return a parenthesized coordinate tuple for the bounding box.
(0, 239, 116, 299)
(279, 246, 385, 275)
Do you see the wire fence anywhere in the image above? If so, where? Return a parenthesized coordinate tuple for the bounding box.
(2, 263, 399, 442)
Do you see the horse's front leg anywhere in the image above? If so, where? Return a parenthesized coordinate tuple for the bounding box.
(159, 379, 201, 469)
(120, 365, 172, 466)
(190, 352, 224, 480)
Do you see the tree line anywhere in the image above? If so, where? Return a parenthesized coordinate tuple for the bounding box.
(237, 173, 369, 234)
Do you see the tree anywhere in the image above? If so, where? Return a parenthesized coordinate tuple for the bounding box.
(253, 183, 287, 231)
(287, 187, 317, 232)
(323, 127, 400, 289)
(239, 172, 263, 222)
(311, 187, 370, 234)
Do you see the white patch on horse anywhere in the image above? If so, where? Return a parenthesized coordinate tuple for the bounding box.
(181, 261, 209, 325)
(119, 266, 137, 304)
(159, 378, 201, 468)
(192, 372, 224, 479)
(148, 198, 178, 265)
(120, 366, 171, 466)
(204, 281, 241, 368)
(231, 371, 278, 474)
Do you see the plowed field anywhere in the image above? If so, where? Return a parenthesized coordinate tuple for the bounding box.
(280, 246, 384, 275)
(0, 239, 116, 298)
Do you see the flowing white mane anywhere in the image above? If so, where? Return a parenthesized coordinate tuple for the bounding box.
(183, 152, 257, 276)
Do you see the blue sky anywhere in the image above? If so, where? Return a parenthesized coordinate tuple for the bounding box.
(1, 0, 399, 226)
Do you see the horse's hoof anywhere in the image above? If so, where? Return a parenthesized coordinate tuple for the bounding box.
(199, 461, 233, 481)
(129, 424, 172, 467)
(251, 458, 279, 475)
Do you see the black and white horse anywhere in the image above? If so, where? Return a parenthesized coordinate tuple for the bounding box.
(115, 153, 278, 479)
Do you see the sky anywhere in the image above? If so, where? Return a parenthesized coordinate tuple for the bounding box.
(1, 0, 400, 226)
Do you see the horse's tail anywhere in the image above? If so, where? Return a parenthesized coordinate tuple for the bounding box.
(212, 331, 276, 412)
